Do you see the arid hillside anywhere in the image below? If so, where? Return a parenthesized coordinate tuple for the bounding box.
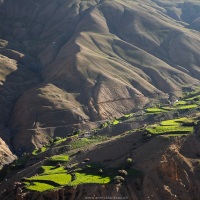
(1, 0, 200, 156)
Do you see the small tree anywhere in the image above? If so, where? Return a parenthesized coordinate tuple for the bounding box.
(71, 173, 76, 181)
(84, 158, 90, 162)
(54, 137, 62, 142)
(126, 158, 133, 168)
(127, 158, 133, 164)
(49, 138, 54, 146)
(194, 97, 199, 101)
(114, 176, 124, 184)
(118, 169, 128, 177)
(56, 163, 62, 168)
(73, 130, 80, 135)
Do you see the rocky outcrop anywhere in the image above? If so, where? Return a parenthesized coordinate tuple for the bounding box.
(0, 138, 16, 167)
(158, 157, 179, 182)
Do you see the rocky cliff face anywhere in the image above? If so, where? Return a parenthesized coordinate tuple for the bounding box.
(0, 138, 16, 166)
(1, 0, 200, 152)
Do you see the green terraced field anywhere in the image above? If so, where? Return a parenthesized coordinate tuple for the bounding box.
(25, 171, 111, 192)
(25, 173, 71, 192)
(145, 88, 200, 116)
(54, 138, 67, 146)
(26, 173, 71, 185)
(145, 108, 166, 113)
(112, 119, 120, 125)
(146, 117, 195, 135)
(71, 136, 107, 149)
(160, 118, 194, 126)
(26, 182, 56, 192)
(146, 125, 193, 135)
(32, 147, 47, 156)
(176, 105, 198, 110)
(24, 156, 142, 193)
(69, 173, 111, 186)
(173, 101, 187, 106)
(24, 162, 111, 192)
(50, 155, 69, 162)
(41, 166, 67, 175)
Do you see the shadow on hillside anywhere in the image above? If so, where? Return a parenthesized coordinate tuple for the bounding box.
(0, 47, 42, 153)
(28, 179, 62, 187)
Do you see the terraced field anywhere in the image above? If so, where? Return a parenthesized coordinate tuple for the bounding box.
(23, 157, 139, 192)
(145, 88, 200, 114)
(146, 118, 195, 135)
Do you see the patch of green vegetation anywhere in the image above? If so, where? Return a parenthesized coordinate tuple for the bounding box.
(100, 121, 110, 128)
(50, 155, 69, 162)
(39, 147, 47, 153)
(41, 166, 66, 175)
(69, 173, 110, 186)
(185, 95, 200, 101)
(124, 113, 133, 118)
(25, 182, 57, 192)
(112, 119, 120, 125)
(25, 164, 68, 192)
(161, 106, 175, 111)
(160, 118, 191, 126)
(176, 104, 198, 110)
(173, 101, 187, 106)
(146, 116, 196, 135)
(146, 125, 193, 135)
(183, 88, 200, 99)
(25, 171, 110, 192)
(157, 104, 198, 111)
(145, 107, 166, 113)
(53, 138, 67, 146)
(32, 149, 38, 156)
(126, 158, 133, 166)
(25, 162, 111, 192)
(25, 173, 71, 192)
(24, 158, 142, 193)
(160, 120, 181, 126)
(26, 174, 71, 185)
(118, 113, 134, 121)
(69, 163, 142, 186)
(70, 136, 107, 149)
(32, 147, 47, 156)
(99, 113, 133, 128)
(71, 138, 94, 149)
(145, 88, 200, 116)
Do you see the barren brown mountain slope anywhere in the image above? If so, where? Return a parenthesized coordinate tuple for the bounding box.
(0, 0, 200, 154)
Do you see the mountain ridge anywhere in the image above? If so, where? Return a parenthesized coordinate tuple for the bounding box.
(0, 0, 200, 157)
